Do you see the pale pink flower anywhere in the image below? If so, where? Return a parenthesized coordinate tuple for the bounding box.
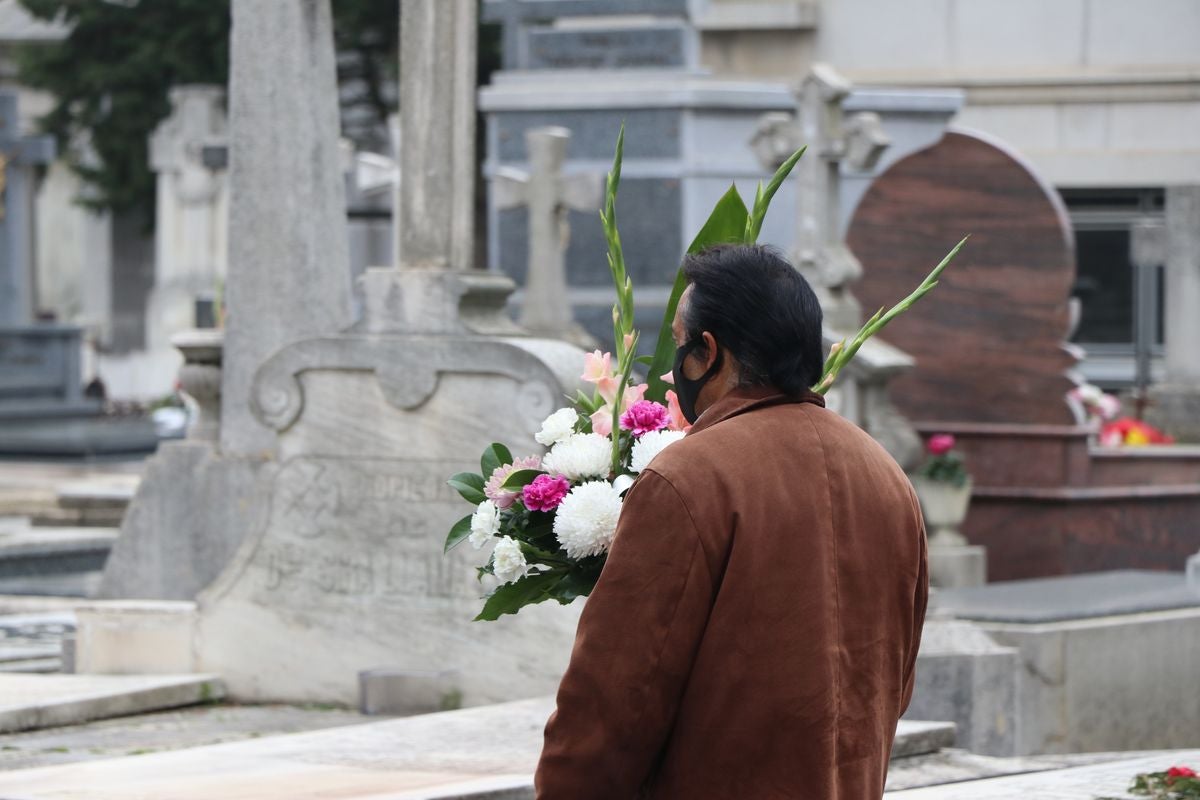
(665, 390, 690, 432)
(623, 333, 636, 352)
(484, 455, 542, 509)
(596, 375, 620, 404)
(591, 407, 614, 437)
(582, 351, 613, 384)
(660, 371, 675, 385)
(620, 400, 670, 436)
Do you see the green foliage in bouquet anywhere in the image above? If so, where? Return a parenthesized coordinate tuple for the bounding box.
(446, 126, 966, 621)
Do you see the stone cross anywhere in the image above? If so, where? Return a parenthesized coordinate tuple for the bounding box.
(494, 127, 601, 344)
(397, 0, 477, 271)
(751, 63, 889, 331)
(221, 0, 354, 456)
(0, 91, 56, 326)
(147, 86, 228, 352)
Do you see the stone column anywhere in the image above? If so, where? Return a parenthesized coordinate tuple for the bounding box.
(397, 0, 476, 271)
(1147, 186, 1200, 442)
(220, 0, 354, 456)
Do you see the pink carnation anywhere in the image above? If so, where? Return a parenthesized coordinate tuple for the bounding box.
(620, 400, 670, 437)
(484, 455, 542, 509)
(927, 434, 955, 456)
(522, 474, 570, 512)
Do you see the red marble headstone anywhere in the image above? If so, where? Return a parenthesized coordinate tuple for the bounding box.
(847, 129, 1077, 425)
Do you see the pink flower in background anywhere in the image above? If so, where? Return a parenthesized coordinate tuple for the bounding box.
(927, 434, 956, 456)
(620, 400, 670, 436)
(484, 455, 542, 509)
(522, 474, 570, 512)
(664, 390, 690, 433)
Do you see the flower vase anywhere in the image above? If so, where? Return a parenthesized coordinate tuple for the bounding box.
(912, 477, 973, 548)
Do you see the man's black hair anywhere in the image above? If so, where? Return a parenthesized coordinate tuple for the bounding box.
(680, 244, 824, 396)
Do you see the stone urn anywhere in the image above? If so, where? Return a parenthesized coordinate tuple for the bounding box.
(912, 477, 974, 548)
(171, 328, 223, 442)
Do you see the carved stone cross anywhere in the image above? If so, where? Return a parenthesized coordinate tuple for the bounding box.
(494, 126, 601, 345)
(752, 63, 890, 330)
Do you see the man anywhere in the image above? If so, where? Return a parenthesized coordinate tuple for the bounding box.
(536, 244, 928, 799)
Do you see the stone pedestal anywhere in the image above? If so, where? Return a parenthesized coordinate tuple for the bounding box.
(928, 545, 988, 589)
(904, 615, 1019, 756)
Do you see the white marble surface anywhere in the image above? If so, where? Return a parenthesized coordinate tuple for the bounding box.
(887, 750, 1200, 798)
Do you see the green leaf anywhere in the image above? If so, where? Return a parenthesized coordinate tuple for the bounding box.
(475, 570, 564, 621)
(500, 468, 545, 491)
(745, 145, 806, 243)
(447, 473, 486, 505)
(480, 443, 514, 478)
(443, 515, 474, 554)
(645, 185, 751, 402)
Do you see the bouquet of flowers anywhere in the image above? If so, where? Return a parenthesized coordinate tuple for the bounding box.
(1069, 382, 1175, 446)
(1099, 765, 1200, 799)
(445, 128, 966, 620)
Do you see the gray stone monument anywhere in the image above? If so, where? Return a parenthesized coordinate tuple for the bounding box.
(480, 0, 797, 351)
(494, 126, 601, 346)
(146, 86, 228, 366)
(752, 63, 890, 331)
(191, 0, 587, 706)
(752, 65, 926, 471)
(0, 90, 113, 454)
(1146, 186, 1200, 442)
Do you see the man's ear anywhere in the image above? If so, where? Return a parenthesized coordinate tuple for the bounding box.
(700, 331, 719, 370)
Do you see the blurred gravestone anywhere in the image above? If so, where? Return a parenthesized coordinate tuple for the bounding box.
(848, 130, 1077, 425)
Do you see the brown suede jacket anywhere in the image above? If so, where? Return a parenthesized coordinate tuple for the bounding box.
(536, 386, 928, 799)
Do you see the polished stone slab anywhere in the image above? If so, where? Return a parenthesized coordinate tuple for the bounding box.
(934, 570, 1200, 624)
(886, 750, 1200, 798)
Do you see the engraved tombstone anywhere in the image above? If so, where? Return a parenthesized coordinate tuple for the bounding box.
(194, 0, 586, 706)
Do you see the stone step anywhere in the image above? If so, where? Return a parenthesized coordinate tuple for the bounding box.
(0, 657, 60, 674)
(0, 526, 116, 598)
(0, 673, 225, 734)
(893, 720, 957, 759)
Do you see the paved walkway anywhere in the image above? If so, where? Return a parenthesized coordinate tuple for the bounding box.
(0, 693, 1193, 800)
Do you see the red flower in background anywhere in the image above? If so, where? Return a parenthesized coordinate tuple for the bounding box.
(927, 434, 956, 456)
(1099, 418, 1175, 447)
(1168, 766, 1198, 779)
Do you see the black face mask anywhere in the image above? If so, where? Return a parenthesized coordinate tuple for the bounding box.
(672, 339, 723, 424)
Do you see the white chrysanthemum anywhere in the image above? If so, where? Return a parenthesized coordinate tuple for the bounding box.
(553, 481, 623, 559)
(469, 499, 501, 550)
(492, 536, 528, 584)
(542, 432, 611, 481)
(630, 429, 686, 473)
(535, 408, 579, 447)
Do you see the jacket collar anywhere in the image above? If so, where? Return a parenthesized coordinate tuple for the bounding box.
(686, 385, 826, 436)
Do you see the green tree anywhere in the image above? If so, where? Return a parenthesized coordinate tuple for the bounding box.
(16, 0, 399, 223)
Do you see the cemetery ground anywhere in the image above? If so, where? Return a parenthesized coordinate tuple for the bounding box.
(0, 457, 1196, 799)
